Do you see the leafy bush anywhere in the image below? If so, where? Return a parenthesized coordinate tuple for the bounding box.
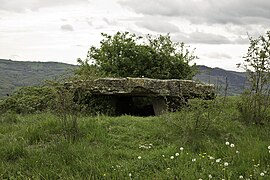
(79, 32, 197, 79)
(0, 86, 56, 114)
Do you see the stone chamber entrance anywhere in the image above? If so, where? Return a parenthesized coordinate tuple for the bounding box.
(115, 96, 157, 116)
(92, 95, 184, 117)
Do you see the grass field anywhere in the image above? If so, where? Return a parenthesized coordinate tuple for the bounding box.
(0, 97, 269, 179)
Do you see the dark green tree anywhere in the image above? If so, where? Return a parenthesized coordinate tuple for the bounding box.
(79, 32, 197, 79)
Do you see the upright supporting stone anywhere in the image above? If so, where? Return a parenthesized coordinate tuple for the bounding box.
(152, 97, 167, 115)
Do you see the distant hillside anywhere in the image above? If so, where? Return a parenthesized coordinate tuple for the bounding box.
(194, 65, 247, 95)
(0, 59, 76, 97)
(0, 59, 247, 97)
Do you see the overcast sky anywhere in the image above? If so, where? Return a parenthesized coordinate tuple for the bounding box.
(0, 0, 269, 71)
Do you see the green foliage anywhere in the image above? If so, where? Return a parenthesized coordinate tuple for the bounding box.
(80, 32, 197, 79)
(0, 86, 57, 114)
(77, 94, 116, 116)
(238, 31, 270, 124)
(75, 58, 104, 79)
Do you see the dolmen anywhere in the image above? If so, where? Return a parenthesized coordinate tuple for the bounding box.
(65, 78, 215, 116)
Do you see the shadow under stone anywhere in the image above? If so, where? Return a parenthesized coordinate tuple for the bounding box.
(115, 96, 156, 116)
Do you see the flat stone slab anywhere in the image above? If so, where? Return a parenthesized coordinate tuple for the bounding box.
(66, 77, 215, 99)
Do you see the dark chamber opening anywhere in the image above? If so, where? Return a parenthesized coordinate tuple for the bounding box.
(115, 96, 155, 116)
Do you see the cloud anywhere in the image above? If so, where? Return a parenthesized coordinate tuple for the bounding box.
(119, 0, 270, 25)
(60, 24, 74, 31)
(10, 54, 21, 59)
(87, 21, 93, 26)
(85, 17, 94, 26)
(188, 32, 232, 44)
(102, 17, 118, 26)
(233, 36, 249, 44)
(0, 0, 89, 12)
(119, 0, 182, 17)
(173, 31, 232, 44)
(136, 19, 179, 33)
(204, 52, 232, 59)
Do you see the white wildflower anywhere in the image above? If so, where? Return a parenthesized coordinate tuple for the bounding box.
(260, 172, 265, 176)
(175, 153, 180, 156)
(268, 145, 270, 150)
(209, 156, 215, 160)
(180, 147, 184, 151)
(224, 162, 229, 166)
(192, 158, 196, 162)
(236, 150, 239, 154)
(216, 158, 221, 163)
(230, 143, 235, 148)
(128, 173, 132, 177)
(239, 175, 244, 179)
(138, 156, 141, 159)
(225, 141, 230, 145)
(170, 156, 174, 159)
(209, 174, 212, 179)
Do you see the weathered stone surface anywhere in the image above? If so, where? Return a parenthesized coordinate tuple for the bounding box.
(152, 97, 167, 116)
(65, 78, 215, 116)
(66, 77, 215, 99)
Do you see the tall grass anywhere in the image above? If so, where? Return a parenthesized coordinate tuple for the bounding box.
(0, 97, 269, 179)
